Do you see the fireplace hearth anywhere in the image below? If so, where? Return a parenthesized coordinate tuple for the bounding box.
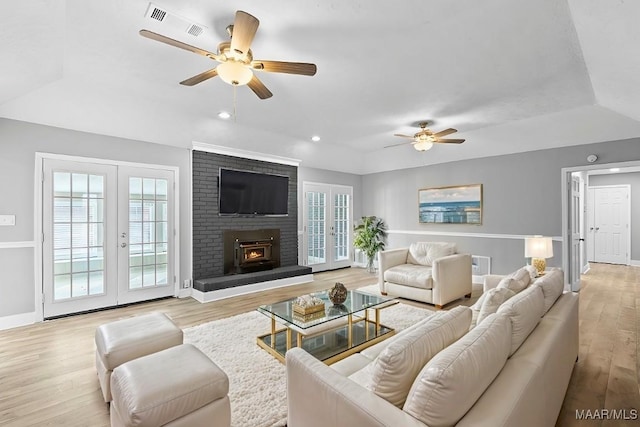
(223, 229, 280, 275)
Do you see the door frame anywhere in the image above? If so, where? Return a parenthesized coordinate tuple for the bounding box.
(301, 181, 354, 272)
(561, 159, 640, 291)
(34, 152, 180, 321)
(587, 184, 631, 265)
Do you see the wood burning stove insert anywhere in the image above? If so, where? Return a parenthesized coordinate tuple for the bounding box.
(223, 229, 280, 275)
(234, 238, 274, 272)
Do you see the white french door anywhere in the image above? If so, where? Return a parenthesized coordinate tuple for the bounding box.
(42, 159, 176, 318)
(117, 167, 175, 304)
(303, 183, 352, 272)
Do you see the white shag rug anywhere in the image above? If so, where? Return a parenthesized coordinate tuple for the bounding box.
(183, 303, 435, 427)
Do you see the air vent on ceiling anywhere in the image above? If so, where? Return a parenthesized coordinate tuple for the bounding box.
(144, 3, 207, 37)
(187, 24, 204, 37)
(149, 7, 167, 22)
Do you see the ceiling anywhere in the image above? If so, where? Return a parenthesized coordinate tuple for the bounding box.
(2, 0, 640, 175)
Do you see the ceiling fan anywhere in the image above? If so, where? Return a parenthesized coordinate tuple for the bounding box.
(386, 122, 465, 151)
(139, 10, 317, 99)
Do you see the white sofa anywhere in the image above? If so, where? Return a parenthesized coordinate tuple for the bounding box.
(378, 242, 472, 308)
(286, 269, 578, 427)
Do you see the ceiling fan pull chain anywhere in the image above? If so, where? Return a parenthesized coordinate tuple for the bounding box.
(233, 84, 238, 122)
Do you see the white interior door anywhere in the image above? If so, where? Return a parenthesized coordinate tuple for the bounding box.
(303, 183, 353, 272)
(43, 160, 118, 318)
(43, 159, 176, 317)
(591, 186, 630, 265)
(587, 187, 595, 262)
(569, 175, 582, 291)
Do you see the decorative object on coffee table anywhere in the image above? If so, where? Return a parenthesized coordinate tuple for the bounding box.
(292, 294, 325, 316)
(329, 282, 348, 305)
(354, 216, 387, 273)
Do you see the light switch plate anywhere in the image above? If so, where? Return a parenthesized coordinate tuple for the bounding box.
(0, 215, 16, 226)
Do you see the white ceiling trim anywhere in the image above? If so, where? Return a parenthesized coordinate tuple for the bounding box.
(192, 141, 301, 166)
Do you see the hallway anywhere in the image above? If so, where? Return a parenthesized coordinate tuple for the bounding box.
(558, 263, 640, 426)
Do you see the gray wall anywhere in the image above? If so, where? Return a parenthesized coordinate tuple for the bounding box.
(589, 172, 640, 260)
(192, 151, 298, 279)
(0, 118, 191, 318)
(362, 137, 640, 274)
(297, 166, 363, 225)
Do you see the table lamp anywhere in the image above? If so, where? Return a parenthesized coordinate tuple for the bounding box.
(525, 236, 553, 276)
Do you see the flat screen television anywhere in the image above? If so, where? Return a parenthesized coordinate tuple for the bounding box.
(219, 168, 289, 216)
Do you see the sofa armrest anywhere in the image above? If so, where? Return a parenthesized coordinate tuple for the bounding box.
(286, 348, 425, 427)
(483, 274, 506, 293)
(378, 248, 409, 293)
(431, 253, 472, 307)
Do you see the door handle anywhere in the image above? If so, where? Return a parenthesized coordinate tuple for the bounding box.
(595, 227, 600, 231)
(120, 243, 127, 248)
(121, 232, 127, 238)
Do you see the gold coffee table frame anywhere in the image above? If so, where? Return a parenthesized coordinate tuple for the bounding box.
(257, 291, 398, 365)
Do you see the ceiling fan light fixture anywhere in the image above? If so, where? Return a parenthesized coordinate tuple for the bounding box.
(217, 60, 253, 86)
(414, 141, 434, 151)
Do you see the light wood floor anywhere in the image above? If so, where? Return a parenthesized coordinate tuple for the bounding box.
(0, 264, 637, 426)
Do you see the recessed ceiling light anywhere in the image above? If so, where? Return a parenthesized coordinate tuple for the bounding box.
(609, 168, 620, 172)
(218, 111, 231, 119)
(311, 135, 321, 142)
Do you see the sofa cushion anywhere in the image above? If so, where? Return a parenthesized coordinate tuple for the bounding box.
(384, 264, 433, 289)
(477, 287, 516, 325)
(531, 269, 564, 314)
(403, 313, 512, 427)
(360, 311, 444, 360)
(524, 265, 538, 280)
(497, 267, 531, 294)
(497, 285, 544, 356)
(348, 306, 471, 408)
(468, 291, 488, 329)
(407, 242, 456, 266)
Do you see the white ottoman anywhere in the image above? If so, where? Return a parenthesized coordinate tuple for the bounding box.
(110, 344, 231, 427)
(95, 312, 183, 402)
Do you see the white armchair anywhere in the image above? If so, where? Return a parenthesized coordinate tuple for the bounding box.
(378, 242, 472, 309)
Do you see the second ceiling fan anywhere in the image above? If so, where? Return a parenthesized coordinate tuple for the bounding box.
(140, 10, 317, 99)
(387, 122, 465, 151)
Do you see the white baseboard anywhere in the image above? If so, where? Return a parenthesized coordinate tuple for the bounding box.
(631, 260, 640, 267)
(191, 274, 314, 303)
(0, 311, 38, 331)
(177, 288, 192, 298)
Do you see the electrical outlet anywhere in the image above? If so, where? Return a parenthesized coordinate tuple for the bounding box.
(182, 279, 191, 289)
(0, 215, 16, 226)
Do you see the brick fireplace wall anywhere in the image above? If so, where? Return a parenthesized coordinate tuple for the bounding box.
(192, 150, 298, 280)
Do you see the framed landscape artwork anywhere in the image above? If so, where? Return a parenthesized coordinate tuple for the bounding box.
(418, 184, 482, 224)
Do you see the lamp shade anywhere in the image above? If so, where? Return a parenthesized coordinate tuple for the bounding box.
(216, 61, 253, 86)
(413, 141, 433, 151)
(524, 236, 553, 258)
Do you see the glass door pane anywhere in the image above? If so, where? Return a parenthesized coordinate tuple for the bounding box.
(333, 193, 350, 262)
(52, 172, 106, 300)
(307, 191, 326, 266)
(127, 177, 169, 290)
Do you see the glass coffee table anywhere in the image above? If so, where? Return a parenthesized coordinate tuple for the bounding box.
(257, 290, 398, 365)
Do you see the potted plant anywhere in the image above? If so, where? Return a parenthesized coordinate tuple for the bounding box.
(353, 216, 387, 273)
